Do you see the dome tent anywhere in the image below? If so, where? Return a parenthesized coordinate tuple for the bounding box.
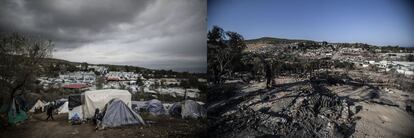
(101, 98, 145, 128)
(181, 100, 206, 119)
(147, 99, 166, 116)
(168, 102, 182, 118)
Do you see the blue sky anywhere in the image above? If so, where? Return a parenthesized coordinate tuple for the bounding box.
(208, 0, 414, 47)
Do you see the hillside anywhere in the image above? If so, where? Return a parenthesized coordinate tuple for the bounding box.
(245, 37, 316, 45)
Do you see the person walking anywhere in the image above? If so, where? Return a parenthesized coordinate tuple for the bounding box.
(46, 106, 54, 120)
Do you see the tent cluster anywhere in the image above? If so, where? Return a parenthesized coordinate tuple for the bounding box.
(27, 99, 68, 114)
(68, 89, 145, 127)
(29, 100, 47, 113)
(2, 89, 205, 128)
(132, 99, 206, 119)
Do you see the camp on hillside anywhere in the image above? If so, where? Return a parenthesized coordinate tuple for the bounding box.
(101, 99, 145, 128)
(29, 100, 46, 113)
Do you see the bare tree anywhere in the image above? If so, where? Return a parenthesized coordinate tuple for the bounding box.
(0, 33, 53, 106)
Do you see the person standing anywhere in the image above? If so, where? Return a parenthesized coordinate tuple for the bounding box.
(46, 106, 54, 120)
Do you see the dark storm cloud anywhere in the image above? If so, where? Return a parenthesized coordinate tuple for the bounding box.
(0, 0, 154, 47)
(0, 0, 207, 72)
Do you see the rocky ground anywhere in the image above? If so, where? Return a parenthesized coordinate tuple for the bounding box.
(0, 112, 206, 138)
(208, 76, 414, 138)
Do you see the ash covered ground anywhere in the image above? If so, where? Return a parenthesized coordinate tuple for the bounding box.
(207, 74, 414, 138)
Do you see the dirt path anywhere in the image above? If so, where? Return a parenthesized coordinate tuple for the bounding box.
(0, 113, 206, 138)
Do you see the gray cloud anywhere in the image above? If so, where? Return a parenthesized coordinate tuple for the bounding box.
(0, 0, 206, 72)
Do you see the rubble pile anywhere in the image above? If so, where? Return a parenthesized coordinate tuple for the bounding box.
(209, 85, 361, 137)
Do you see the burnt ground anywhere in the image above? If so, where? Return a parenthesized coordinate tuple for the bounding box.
(0, 112, 206, 138)
(207, 77, 414, 138)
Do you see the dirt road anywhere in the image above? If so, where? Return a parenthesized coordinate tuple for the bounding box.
(0, 113, 206, 138)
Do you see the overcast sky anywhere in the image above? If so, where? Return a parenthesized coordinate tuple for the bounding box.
(0, 0, 207, 73)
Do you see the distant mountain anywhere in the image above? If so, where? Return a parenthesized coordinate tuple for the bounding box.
(40, 57, 206, 77)
(245, 37, 316, 45)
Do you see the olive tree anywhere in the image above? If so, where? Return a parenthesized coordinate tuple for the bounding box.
(208, 26, 246, 84)
(0, 33, 53, 106)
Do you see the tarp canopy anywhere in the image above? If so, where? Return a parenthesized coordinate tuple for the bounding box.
(102, 99, 145, 127)
(8, 98, 28, 124)
(181, 100, 206, 119)
(57, 101, 69, 114)
(83, 89, 131, 119)
(29, 100, 46, 112)
(147, 99, 166, 116)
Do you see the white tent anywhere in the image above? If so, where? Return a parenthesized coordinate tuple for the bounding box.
(29, 100, 46, 112)
(57, 101, 69, 114)
(82, 89, 131, 119)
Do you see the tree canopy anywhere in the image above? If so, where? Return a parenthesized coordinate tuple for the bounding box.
(0, 33, 53, 105)
(208, 26, 246, 84)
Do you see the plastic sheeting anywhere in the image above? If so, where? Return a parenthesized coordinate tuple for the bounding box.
(29, 100, 46, 112)
(147, 99, 166, 116)
(83, 89, 131, 119)
(54, 98, 67, 108)
(57, 101, 69, 114)
(8, 98, 28, 124)
(69, 105, 83, 120)
(163, 103, 173, 112)
(131, 101, 147, 112)
(168, 102, 182, 118)
(102, 99, 145, 127)
(181, 100, 206, 119)
(69, 94, 82, 110)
